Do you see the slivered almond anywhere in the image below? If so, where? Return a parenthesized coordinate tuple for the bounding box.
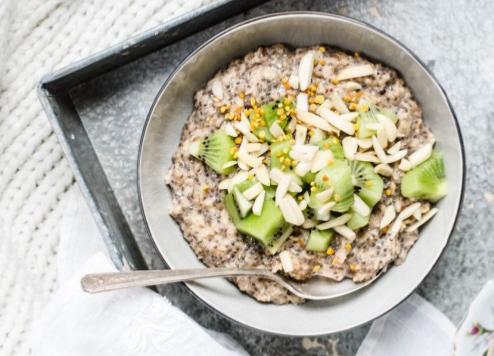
(295, 124, 308, 145)
(294, 161, 312, 177)
(229, 171, 249, 191)
(398, 202, 421, 220)
(297, 110, 336, 133)
(279, 251, 294, 273)
(336, 64, 375, 81)
(406, 208, 438, 232)
(374, 163, 393, 177)
(342, 137, 358, 160)
(223, 123, 238, 137)
(406, 143, 433, 170)
(299, 200, 308, 211)
(317, 213, 352, 230)
(311, 150, 334, 173)
(354, 152, 380, 163)
(384, 149, 408, 164)
(211, 80, 224, 99)
(387, 141, 402, 155)
(243, 183, 263, 200)
(413, 208, 422, 220)
(316, 188, 334, 202)
(275, 174, 291, 205)
(319, 107, 355, 135)
(245, 143, 262, 152)
(376, 113, 397, 142)
(398, 158, 412, 171)
(234, 119, 259, 142)
(303, 219, 317, 229)
(280, 195, 305, 225)
(333, 225, 356, 241)
(255, 165, 270, 186)
(377, 126, 388, 148)
(289, 144, 319, 162)
(316, 201, 336, 217)
(353, 194, 371, 216)
(316, 99, 332, 115)
(219, 179, 231, 190)
(237, 161, 249, 171)
(331, 92, 349, 113)
(286, 118, 297, 133)
(296, 93, 309, 112)
(298, 52, 315, 91)
(343, 81, 362, 91)
(252, 190, 266, 216)
(372, 135, 388, 162)
(270, 168, 302, 192)
(237, 149, 262, 168)
(380, 205, 396, 228)
(288, 73, 299, 89)
(269, 121, 284, 138)
(339, 112, 359, 122)
(356, 138, 373, 149)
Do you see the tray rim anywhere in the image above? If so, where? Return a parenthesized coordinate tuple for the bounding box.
(37, 0, 268, 270)
(137, 10, 466, 336)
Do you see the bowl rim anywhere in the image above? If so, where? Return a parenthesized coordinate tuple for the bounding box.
(137, 11, 466, 336)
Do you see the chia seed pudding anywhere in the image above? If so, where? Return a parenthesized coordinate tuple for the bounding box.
(165, 44, 446, 304)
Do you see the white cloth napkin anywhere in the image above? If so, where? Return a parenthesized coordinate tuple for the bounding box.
(30, 187, 247, 356)
(30, 187, 456, 355)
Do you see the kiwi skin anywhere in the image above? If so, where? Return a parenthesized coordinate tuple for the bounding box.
(401, 151, 447, 202)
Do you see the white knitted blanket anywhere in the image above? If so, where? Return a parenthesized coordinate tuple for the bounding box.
(0, 1, 215, 354)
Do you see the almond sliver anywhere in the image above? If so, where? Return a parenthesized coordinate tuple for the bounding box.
(297, 110, 336, 133)
(275, 174, 291, 206)
(296, 93, 309, 112)
(384, 149, 408, 164)
(408, 143, 433, 169)
(269, 121, 284, 138)
(288, 73, 299, 89)
(311, 149, 334, 173)
(331, 92, 349, 113)
(211, 80, 224, 99)
(333, 225, 356, 241)
(320, 107, 355, 135)
(243, 183, 263, 200)
(255, 165, 270, 186)
(252, 190, 266, 216)
(223, 123, 238, 137)
(279, 250, 294, 273)
(298, 52, 315, 91)
(387, 141, 402, 155)
(342, 137, 358, 160)
(406, 208, 438, 232)
(317, 213, 352, 230)
(380, 205, 396, 228)
(280, 195, 305, 226)
(372, 135, 388, 162)
(295, 124, 308, 145)
(336, 64, 375, 81)
(354, 152, 380, 163)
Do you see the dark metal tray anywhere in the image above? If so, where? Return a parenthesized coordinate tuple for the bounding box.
(38, 0, 482, 354)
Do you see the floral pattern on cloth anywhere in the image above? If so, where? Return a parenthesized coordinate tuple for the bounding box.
(467, 321, 494, 356)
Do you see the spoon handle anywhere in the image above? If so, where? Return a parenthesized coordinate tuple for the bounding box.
(81, 268, 271, 293)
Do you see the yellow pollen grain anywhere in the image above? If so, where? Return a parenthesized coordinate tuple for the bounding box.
(318, 59, 326, 65)
(345, 242, 352, 252)
(312, 264, 321, 273)
(202, 185, 210, 193)
(297, 195, 304, 201)
(318, 46, 326, 53)
(309, 104, 317, 112)
(349, 103, 358, 111)
(385, 189, 393, 196)
(331, 78, 340, 85)
(314, 95, 325, 104)
(258, 131, 266, 138)
(349, 264, 359, 272)
(326, 247, 335, 255)
(239, 91, 245, 99)
(250, 97, 257, 107)
(381, 226, 390, 233)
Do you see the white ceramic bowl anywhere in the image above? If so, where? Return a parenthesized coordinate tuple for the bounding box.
(138, 12, 465, 336)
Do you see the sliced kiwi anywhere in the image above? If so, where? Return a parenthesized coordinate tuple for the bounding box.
(266, 225, 294, 255)
(305, 229, 334, 252)
(252, 101, 290, 142)
(189, 130, 236, 174)
(302, 171, 317, 184)
(236, 198, 286, 246)
(379, 107, 398, 124)
(347, 210, 370, 230)
(270, 139, 293, 169)
(356, 112, 378, 139)
(315, 160, 354, 212)
(401, 151, 447, 202)
(349, 160, 383, 208)
(224, 191, 242, 226)
(316, 137, 344, 160)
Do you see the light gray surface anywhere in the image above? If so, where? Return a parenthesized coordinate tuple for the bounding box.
(70, 0, 493, 354)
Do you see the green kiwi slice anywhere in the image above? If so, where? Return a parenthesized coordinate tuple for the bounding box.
(315, 160, 354, 212)
(189, 130, 236, 175)
(347, 210, 370, 230)
(235, 199, 286, 246)
(356, 111, 378, 139)
(401, 151, 447, 202)
(305, 229, 334, 252)
(270, 139, 293, 169)
(349, 160, 383, 208)
(316, 137, 344, 159)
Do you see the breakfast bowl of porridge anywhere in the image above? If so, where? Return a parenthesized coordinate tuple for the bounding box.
(138, 12, 464, 335)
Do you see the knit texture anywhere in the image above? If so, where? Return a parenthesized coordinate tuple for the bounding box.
(0, 1, 215, 354)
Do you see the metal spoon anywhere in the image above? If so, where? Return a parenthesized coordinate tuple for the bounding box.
(81, 267, 381, 300)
